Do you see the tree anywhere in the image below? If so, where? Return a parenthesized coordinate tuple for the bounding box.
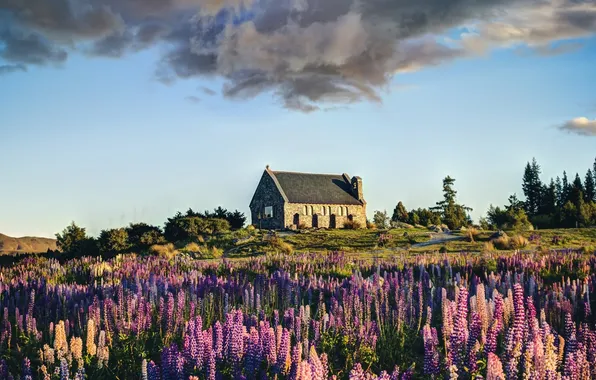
(539, 180, 557, 216)
(391, 202, 409, 223)
(430, 176, 472, 229)
(555, 176, 563, 207)
(227, 210, 247, 229)
(373, 210, 390, 229)
(98, 228, 130, 253)
(584, 169, 595, 203)
(570, 173, 584, 205)
(562, 171, 570, 205)
(521, 158, 543, 216)
(55, 221, 88, 253)
(409, 211, 420, 226)
(126, 223, 165, 249)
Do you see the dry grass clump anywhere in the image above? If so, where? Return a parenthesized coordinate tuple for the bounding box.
(149, 243, 179, 260)
(343, 220, 362, 229)
(466, 227, 480, 242)
(483, 241, 496, 252)
(268, 236, 293, 254)
(366, 221, 377, 229)
(184, 242, 202, 252)
(491, 234, 528, 250)
(492, 235, 510, 250)
(510, 235, 529, 249)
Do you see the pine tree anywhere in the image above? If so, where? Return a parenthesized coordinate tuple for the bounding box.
(431, 176, 472, 229)
(521, 158, 543, 216)
(562, 171, 570, 205)
(584, 169, 595, 203)
(539, 179, 557, 216)
(555, 176, 563, 207)
(391, 201, 409, 223)
(570, 173, 584, 205)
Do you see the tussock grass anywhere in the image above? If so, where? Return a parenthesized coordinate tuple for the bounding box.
(149, 243, 179, 260)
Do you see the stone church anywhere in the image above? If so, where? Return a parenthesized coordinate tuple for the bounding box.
(249, 166, 367, 230)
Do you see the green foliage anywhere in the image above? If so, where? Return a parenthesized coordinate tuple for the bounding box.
(373, 210, 390, 229)
(430, 176, 472, 229)
(392, 202, 409, 223)
(164, 215, 231, 242)
(126, 223, 166, 250)
(55, 221, 88, 253)
(522, 158, 543, 216)
(98, 228, 130, 253)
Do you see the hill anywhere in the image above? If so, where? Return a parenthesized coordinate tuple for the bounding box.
(0, 233, 57, 254)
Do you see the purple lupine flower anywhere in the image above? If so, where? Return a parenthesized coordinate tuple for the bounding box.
(308, 346, 325, 380)
(141, 359, 148, 380)
(22, 358, 33, 380)
(288, 345, 301, 380)
(467, 312, 482, 371)
(245, 327, 262, 379)
(348, 363, 366, 380)
(276, 328, 291, 375)
(206, 349, 216, 380)
(214, 321, 223, 360)
(486, 353, 505, 380)
(147, 361, 161, 380)
(504, 283, 525, 379)
(60, 358, 69, 380)
(423, 324, 440, 375)
(449, 287, 468, 372)
(485, 292, 503, 355)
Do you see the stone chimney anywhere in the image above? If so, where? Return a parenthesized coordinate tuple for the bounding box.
(351, 176, 363, 202)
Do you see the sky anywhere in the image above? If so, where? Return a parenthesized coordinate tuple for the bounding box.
(1, 0, 596, 238)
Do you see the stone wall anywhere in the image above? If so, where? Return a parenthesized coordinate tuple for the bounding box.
(249, 171, 286, 229)
(283, 202, 366, 229)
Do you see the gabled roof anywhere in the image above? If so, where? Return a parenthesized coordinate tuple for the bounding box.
(267, 168, 363, 205)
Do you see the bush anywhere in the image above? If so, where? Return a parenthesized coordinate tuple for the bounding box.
(466, 227, 480, 242)
(510, 235, 529, 249)
(439, 246, 447, 253)
(483, 241, 495, 252)
(149, 243, 179, 260)
(579, 245, 595, 254)
(492, 235, 511, 250)
(98, 228, 130, 253)
(344, 220, 362, 229)
(367, 221, 377, 229)
(268, 237, 293, 254)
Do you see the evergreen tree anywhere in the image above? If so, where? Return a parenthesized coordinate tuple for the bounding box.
(570, 173, 584, 205)
(585, 169, 595, 202)
(539, 179, 557, 216)
(555, 176, 563, 207)
(431, 176, 472, 229)
(521, 158, 543, 216)
(561, 171, 570, 205)
(391, 201, 409, 223)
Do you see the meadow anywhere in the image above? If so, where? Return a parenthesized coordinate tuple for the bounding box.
(0, 241, 595, 379)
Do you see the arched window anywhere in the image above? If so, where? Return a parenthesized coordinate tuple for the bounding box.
(321, 206, 325, 215)
(310, 206, 314, 215)
(304, 205, 308, 215)
(339, 207, 343, 216)
(328, 206, 331, 216)
(344, 207, 349, 216)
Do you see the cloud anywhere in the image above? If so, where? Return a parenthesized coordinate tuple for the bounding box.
(558, 117, 596, 136)
(0, 63, 27, 75)
(200, 86, 217, 95)
(1, 0, 596, 110)
(185, 95, 201, 103)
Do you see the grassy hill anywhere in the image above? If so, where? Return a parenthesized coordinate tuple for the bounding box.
(0, 233, 57, 254)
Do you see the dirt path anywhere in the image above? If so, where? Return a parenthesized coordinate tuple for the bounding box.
(411, 232, 465, 248)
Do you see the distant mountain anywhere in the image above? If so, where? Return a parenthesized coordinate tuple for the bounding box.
(0, 233, 57, 254)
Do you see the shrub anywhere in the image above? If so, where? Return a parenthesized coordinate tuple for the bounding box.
(183, 242, 202, 253)
(344, 220, 362, 229)
(439, 246, 447, 253)
(579, 245, 595, 254)
(367, 221, 377, 229)
(268, 237, 293, 254)
(483, 241, 495, 252)
(466, 227, 480, 242)
(149, 243, 179, 260)
(492, 235, 511, 250)
(510, 235, 529, 249)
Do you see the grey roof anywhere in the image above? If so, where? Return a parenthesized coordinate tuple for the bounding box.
(270, 170, 363, 205)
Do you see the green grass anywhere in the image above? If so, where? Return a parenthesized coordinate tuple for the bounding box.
(281, 228, 430, 252)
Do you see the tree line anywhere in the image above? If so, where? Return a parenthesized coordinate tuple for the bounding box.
(375, 156, 596, 231)
(55, 207, 246, 257)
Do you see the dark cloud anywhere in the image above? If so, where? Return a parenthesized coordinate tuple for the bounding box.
(185, 95, 201, 103)
(200, 86, 217, 95)
(0, 63, 26, 75)
(1, 0, 595, 110)
(0, 30, 68, 65)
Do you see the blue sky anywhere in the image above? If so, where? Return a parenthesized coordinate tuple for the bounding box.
(1, 0, 596, 237)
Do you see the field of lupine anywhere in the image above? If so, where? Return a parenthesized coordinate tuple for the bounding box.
(0, 250, 595, 379)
